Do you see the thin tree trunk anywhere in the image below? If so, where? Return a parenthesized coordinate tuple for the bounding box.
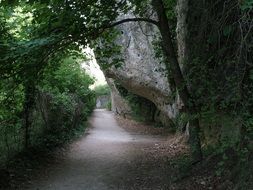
(23, 83, 35, 149)
(153, 0, 203, 162)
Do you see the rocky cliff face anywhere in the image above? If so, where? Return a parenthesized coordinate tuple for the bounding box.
(95, 5, 188, 127)
(106, 78, 132, 116)
(103, 16, 183, 122)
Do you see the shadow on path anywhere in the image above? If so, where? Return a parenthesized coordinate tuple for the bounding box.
(27, 109, 171, 190)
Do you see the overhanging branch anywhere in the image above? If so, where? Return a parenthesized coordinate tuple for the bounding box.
(108, 18, 159, 28)
(86, 17, 159, 40)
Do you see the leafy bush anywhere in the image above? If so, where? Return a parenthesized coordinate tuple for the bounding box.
(93, 84, 111, 97)
(0, 54, 95, 167)
(106, 101, 112, 111)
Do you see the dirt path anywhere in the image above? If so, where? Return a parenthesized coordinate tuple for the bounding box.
(27, 109, 174, 190)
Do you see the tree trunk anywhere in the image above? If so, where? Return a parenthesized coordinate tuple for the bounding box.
(189, 118, 203, 163)
(153, 0, 203, 162)
(23, 83, 36, 149)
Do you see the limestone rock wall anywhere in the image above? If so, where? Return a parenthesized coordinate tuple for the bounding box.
(106, 78, 132, 117)
(96, 4, 190, 126)
(103, 15, 182, 121)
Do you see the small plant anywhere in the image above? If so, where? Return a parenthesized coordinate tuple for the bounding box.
(93, 85, 111, 97)
(106, 101, 112, 111)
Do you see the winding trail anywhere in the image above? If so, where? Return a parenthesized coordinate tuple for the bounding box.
(28, 109, 170, 190)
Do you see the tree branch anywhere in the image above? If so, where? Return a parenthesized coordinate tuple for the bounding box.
(108, 18, 159, 28)
(86, 17, 159, 41)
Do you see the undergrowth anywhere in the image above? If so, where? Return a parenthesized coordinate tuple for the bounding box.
(0, 122, 88, 190)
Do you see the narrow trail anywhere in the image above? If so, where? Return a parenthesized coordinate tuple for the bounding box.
(27, 109, 172, 190)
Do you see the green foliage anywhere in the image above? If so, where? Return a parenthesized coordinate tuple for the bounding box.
(93, 29, 123, 70)
(0, 52, 96, 166)
(0, 1, 96, 165)
(164, 0, 177, 21)
(115, 82, 156, 122)
(169, 154, 192, 181)
(171, 112, 189, 132)
(185, 0, 252, 154)
(186, 0, 252, 114)
(40, 55, 95, 115)
(93, 84, 111, 97)
(106, 101, 112, 111)
(240, 0, 253, 10)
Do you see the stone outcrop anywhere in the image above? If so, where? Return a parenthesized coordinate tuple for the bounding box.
(102, 15, 182, 122)
(106, 78, 132, 116)
(95, 5, 190, 127)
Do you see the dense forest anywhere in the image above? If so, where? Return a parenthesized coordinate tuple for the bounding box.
(0, 0, 252, 189)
